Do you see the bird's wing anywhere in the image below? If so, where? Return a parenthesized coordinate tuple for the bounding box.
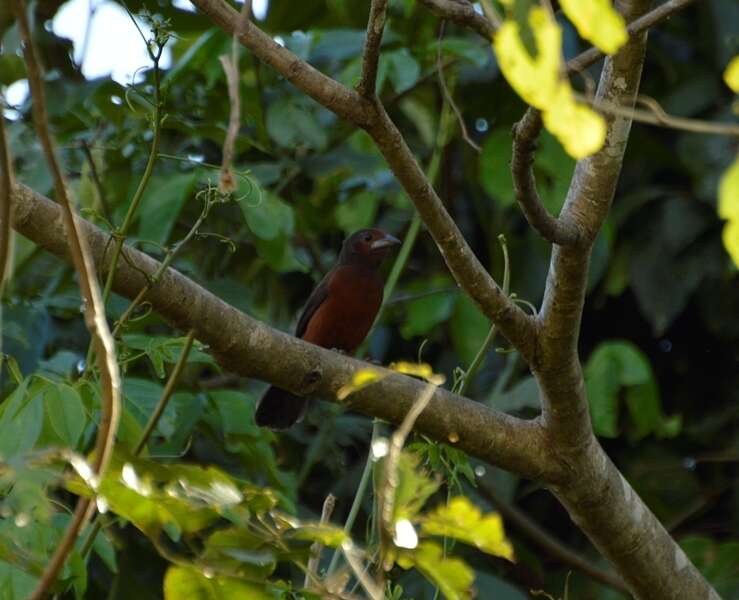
(295, 270, 332, 338)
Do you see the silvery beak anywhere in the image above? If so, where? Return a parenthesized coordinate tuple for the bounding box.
(370, 233, 401, 250)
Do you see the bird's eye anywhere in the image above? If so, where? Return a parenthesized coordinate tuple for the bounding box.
(363, 233, 373, 242)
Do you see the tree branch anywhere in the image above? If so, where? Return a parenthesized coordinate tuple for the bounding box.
(510, 110, 581, 246)
(417, 0, 495, 40)
(0, 108, 13, 291)
(12, 1, 121, 597)
(190, 0, 539, 363)
(190, 0, 372, 127)
(358, 0, 389, 97)
(10, 183, 554, 483)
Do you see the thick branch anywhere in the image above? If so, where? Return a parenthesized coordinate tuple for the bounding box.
(358, 0, 389, 97)
(417, 0, 495, 40)
(365, 101, 538, 362)
(190, 0, 539, 364)
(510, 111, 580, 246)
(190, 0, 371, 127)
(537, 0, 651, 447)
(10, 183, 554, 482)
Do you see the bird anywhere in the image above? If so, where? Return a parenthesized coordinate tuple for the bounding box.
(255, 228, 401, 429)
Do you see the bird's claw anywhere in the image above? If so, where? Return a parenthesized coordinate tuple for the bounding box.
(330, 347, 348, 355)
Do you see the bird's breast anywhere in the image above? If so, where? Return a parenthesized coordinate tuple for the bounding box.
(301, 266, 383, 353)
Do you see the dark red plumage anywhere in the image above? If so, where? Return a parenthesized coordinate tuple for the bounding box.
(255, 228, 400, 429)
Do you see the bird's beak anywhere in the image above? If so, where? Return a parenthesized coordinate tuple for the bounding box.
(370, 233, 401, 250)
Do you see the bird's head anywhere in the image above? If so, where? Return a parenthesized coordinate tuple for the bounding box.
(339, 228, 401, 268)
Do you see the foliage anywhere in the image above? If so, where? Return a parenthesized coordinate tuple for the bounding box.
(1, 0, 738, 598)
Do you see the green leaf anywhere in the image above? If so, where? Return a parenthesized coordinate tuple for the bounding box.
(401, 276, 456, 338)
(163, 566, 271, 600)
(202, 529, 276, 579)
(253, 235, 308, 273)
(44, 384, 86, 449)
(397, 541, 473, 600)
(239, 191, 294, 241)
(334, 190, 378, 233)
(585, 340, 678, 439)
(450, 294, 490, 365)
(0, 378, 44, 459)
(0, 54, 26, 86)
(138, 173, 197, 246)
(265, 98, 327, 150)
(421, 496, 514, 560)
(384, 48, 421, 94)
(479, 130, 515, 206)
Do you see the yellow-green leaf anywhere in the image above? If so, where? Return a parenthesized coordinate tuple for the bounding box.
(724, 56, 739, 93)
(722, 220, 739, 268)
(493, 7, 561, 109)
(284, 523, 349, 547)
(421, 496, 514, 561)
(560, 0, 627, 55)
(163, 566, 271, 600)
(397, 541, 473, 600)
(542, 85, 607, 159)
(336, 368, 384, 400)
(718, 156, 739, 221)
(390, 361, 446, 385)
(493, 7, 606, 158)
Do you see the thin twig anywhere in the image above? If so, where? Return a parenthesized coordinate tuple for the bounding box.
(477, 479, 628, 593)
(305, 493, 337, 588)
(436, 21, 481, 153)
(81, 330, 197, 558)
(379, 381, 438, 572)
(96, 36, 166, 311)
(112, 188, 220, 337)
(341, 544, 383, 600)
(80, 140, 112, 221)
(358, 0, 389, 97)
(218, 0, 251, 193)
(457, 234, 510, 396)
(13, 1, 121, 597)
(584, 92, 739, 137)
(417, 0, 495, 39)
(0, 105, 14, 291)
(510, 111, 581, 245)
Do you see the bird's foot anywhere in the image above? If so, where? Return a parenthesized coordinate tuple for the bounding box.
(330, 347, 348, 355)
(366, 357, 382, 365)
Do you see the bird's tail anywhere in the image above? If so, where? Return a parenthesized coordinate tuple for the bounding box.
(255, 386, 309, 429)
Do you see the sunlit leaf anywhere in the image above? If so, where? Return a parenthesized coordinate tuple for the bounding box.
(397, 541, 473, 600)
(493, 7, 606, 158)
(163, 566, 271, 600)
(541, 85, 607, 159)
(724, 55, 739, 92)
(560, 0, 627, 55)
(336, 368, 385, 400)
(421, 497, 514, 560)
(283, 523, 349, 547)
(722, 219, 739, 268)
(494, 8, 561, 107)
(383, 451, 440, 522)
(390, 362, 446, 385)
(718, 156, 739, 221)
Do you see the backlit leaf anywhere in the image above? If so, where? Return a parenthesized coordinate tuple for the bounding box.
(421, 496, 514, 560)
(560, 0, 628, 55)
(724, 56, 739, 92)
(493, 7, 606, 158)
(336, 369, 385, 400)
(397, 541, 473, 600)
(163, 566, 271, 600)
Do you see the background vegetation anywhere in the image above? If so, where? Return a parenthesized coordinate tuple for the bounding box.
(1, 0, 738, 598)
